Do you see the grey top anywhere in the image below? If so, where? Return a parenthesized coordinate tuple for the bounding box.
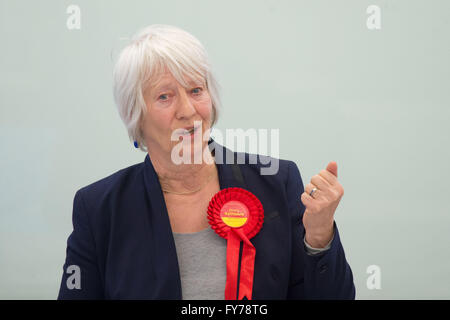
(173, 227, 227, 300)
(172, 227, 334, 300)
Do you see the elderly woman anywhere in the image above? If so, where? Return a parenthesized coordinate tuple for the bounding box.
(58, 24, 355, 300)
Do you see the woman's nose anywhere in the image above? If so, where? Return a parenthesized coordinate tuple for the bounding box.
(175, 89, 196, 120)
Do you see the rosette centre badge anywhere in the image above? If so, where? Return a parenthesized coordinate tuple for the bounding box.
(220, 201, 249, 228)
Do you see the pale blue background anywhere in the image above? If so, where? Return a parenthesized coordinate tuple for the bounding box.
(1, 0, 449, 299)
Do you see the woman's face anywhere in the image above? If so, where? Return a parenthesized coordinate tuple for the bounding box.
(141, 70, 213, 161)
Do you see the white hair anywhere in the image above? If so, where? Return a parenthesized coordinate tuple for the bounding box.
(112, 24, 222, 152)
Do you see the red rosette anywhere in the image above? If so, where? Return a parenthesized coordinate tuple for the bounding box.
(207, 187, 264, 239)
(207, 187, 264, 300)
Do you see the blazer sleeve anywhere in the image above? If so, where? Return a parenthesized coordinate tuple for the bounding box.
(285, 161, 356, 299)
(57, 189, 104, 299)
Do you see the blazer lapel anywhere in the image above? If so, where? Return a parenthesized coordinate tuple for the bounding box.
(208, 137, 248, 190)
(143, 152, 182, 299)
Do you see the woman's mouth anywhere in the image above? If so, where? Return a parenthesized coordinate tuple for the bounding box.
(180, 125, 200, 138)
(186, 127, 195, 134)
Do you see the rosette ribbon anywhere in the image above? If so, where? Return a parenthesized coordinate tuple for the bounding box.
(207, 187, 264, 300)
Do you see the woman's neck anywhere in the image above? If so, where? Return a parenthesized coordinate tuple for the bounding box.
(149, 146, 217, 194)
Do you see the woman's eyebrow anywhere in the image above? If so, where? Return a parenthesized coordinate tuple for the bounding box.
(154, 83, 173, 91)
(188, 79, 204, 86)
(154, 80, 203, 93)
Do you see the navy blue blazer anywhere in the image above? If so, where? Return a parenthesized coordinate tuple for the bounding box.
(58, 139, 355, 299)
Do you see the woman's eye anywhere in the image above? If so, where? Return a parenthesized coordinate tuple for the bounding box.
(157, 88, 202, 102)
(192, 87, 202, 94)
(158, 94, 168, 101)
